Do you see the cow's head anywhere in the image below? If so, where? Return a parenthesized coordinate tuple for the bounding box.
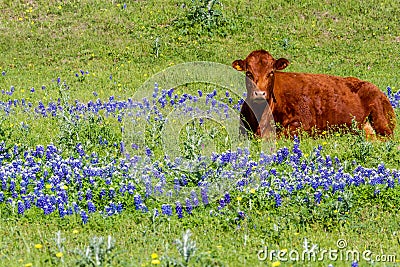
(232, 50, 289, 104)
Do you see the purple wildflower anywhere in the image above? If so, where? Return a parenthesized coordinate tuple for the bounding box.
(87, 201, 96, 213)
(161, 204, 173, 216)
(18, 200, 25, 214)
(185, 198, 193, 214)
(175, 201, 183, 218)
(80, 210, 89, 224)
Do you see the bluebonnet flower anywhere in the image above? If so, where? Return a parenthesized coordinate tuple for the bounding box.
(314, 190, 322, 204)
(161, 204, 173, 216)
(120, 141, 125, 153)
(224, 192, 231, 204)
(24, 197, 31, 209)
(387, 86, 392, 97)
(109, 188, 115, 199)
(78, 191, 83, 201)
(81, 210, 89, 224)
(180, 174, 188, 186)
(274, 192, 282, 207)
(58, 204, 66, 218)
(377, 163, 385, 174)
(201, 187, 209, 205)
(175, 201, 183, 218)
(185, 198, 193, 214)
(218, 198, 225, 210)
(191, 190, 199, 207)
(43, 203, 54, 215)
(116, 202, 123, 213)
(72, 202, 80, 213)
(351, 261, 358, 267)
(87, 201, 96, 213)
(134, 194, 143, 210)
(145, 147, 152, 157)
(139, 203, 148, 212)
(18, 200, 25, 214)
(86, 189, 92, 200)
(238, 211, 245, 219)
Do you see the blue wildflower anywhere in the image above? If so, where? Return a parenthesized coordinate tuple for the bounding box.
(218, 198, 225, 210)
(145, 147, 152, 157)
(191, 190, 199, 207)
(315, 190, 322, 204)
(18, 200, 25, 214)
(238, 211, 245, 219)
(175, 201, 183, 218)
(161, 204, 173, 216)
(274, 192, 282, 207)
(185, 198, 193, 214)
(87, 201, 96, 213)
(80, 210, 89, 224)
(224, 192, 231, 204)
(201, 187, 209, 205)
(134, 194, 143, 210)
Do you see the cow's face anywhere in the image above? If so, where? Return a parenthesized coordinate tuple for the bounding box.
(232, 50, 289, 103)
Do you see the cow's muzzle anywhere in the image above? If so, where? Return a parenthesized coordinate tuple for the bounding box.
(251, 91, 267, 103)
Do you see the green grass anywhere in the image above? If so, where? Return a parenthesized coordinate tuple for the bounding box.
(1, 0, 400, 266)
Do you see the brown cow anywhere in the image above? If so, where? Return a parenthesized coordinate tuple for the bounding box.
(232, 50, 396, 138)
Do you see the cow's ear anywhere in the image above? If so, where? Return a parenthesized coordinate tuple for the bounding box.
(275, 58, 289, 70)
(232, 60, 246, 71)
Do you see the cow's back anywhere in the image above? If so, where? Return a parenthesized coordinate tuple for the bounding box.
(273, 72, 370, 132)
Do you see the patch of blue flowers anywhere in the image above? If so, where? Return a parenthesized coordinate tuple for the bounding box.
(0, 136, 399, 224)
(0, 82, 399, 224)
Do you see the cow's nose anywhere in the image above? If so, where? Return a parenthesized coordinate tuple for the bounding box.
(254, 91, 266, 97)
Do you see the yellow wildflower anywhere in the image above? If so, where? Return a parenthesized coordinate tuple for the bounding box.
(151, 253, 158, 259)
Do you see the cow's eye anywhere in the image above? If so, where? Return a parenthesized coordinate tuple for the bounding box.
(268, 71, 274, 77)
(246, 72, 253, 79)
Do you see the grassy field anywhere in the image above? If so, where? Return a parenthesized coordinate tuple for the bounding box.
(1, 0, 400, 266)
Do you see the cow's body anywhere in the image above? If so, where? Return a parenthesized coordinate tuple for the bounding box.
(233, 50, 396, 138)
